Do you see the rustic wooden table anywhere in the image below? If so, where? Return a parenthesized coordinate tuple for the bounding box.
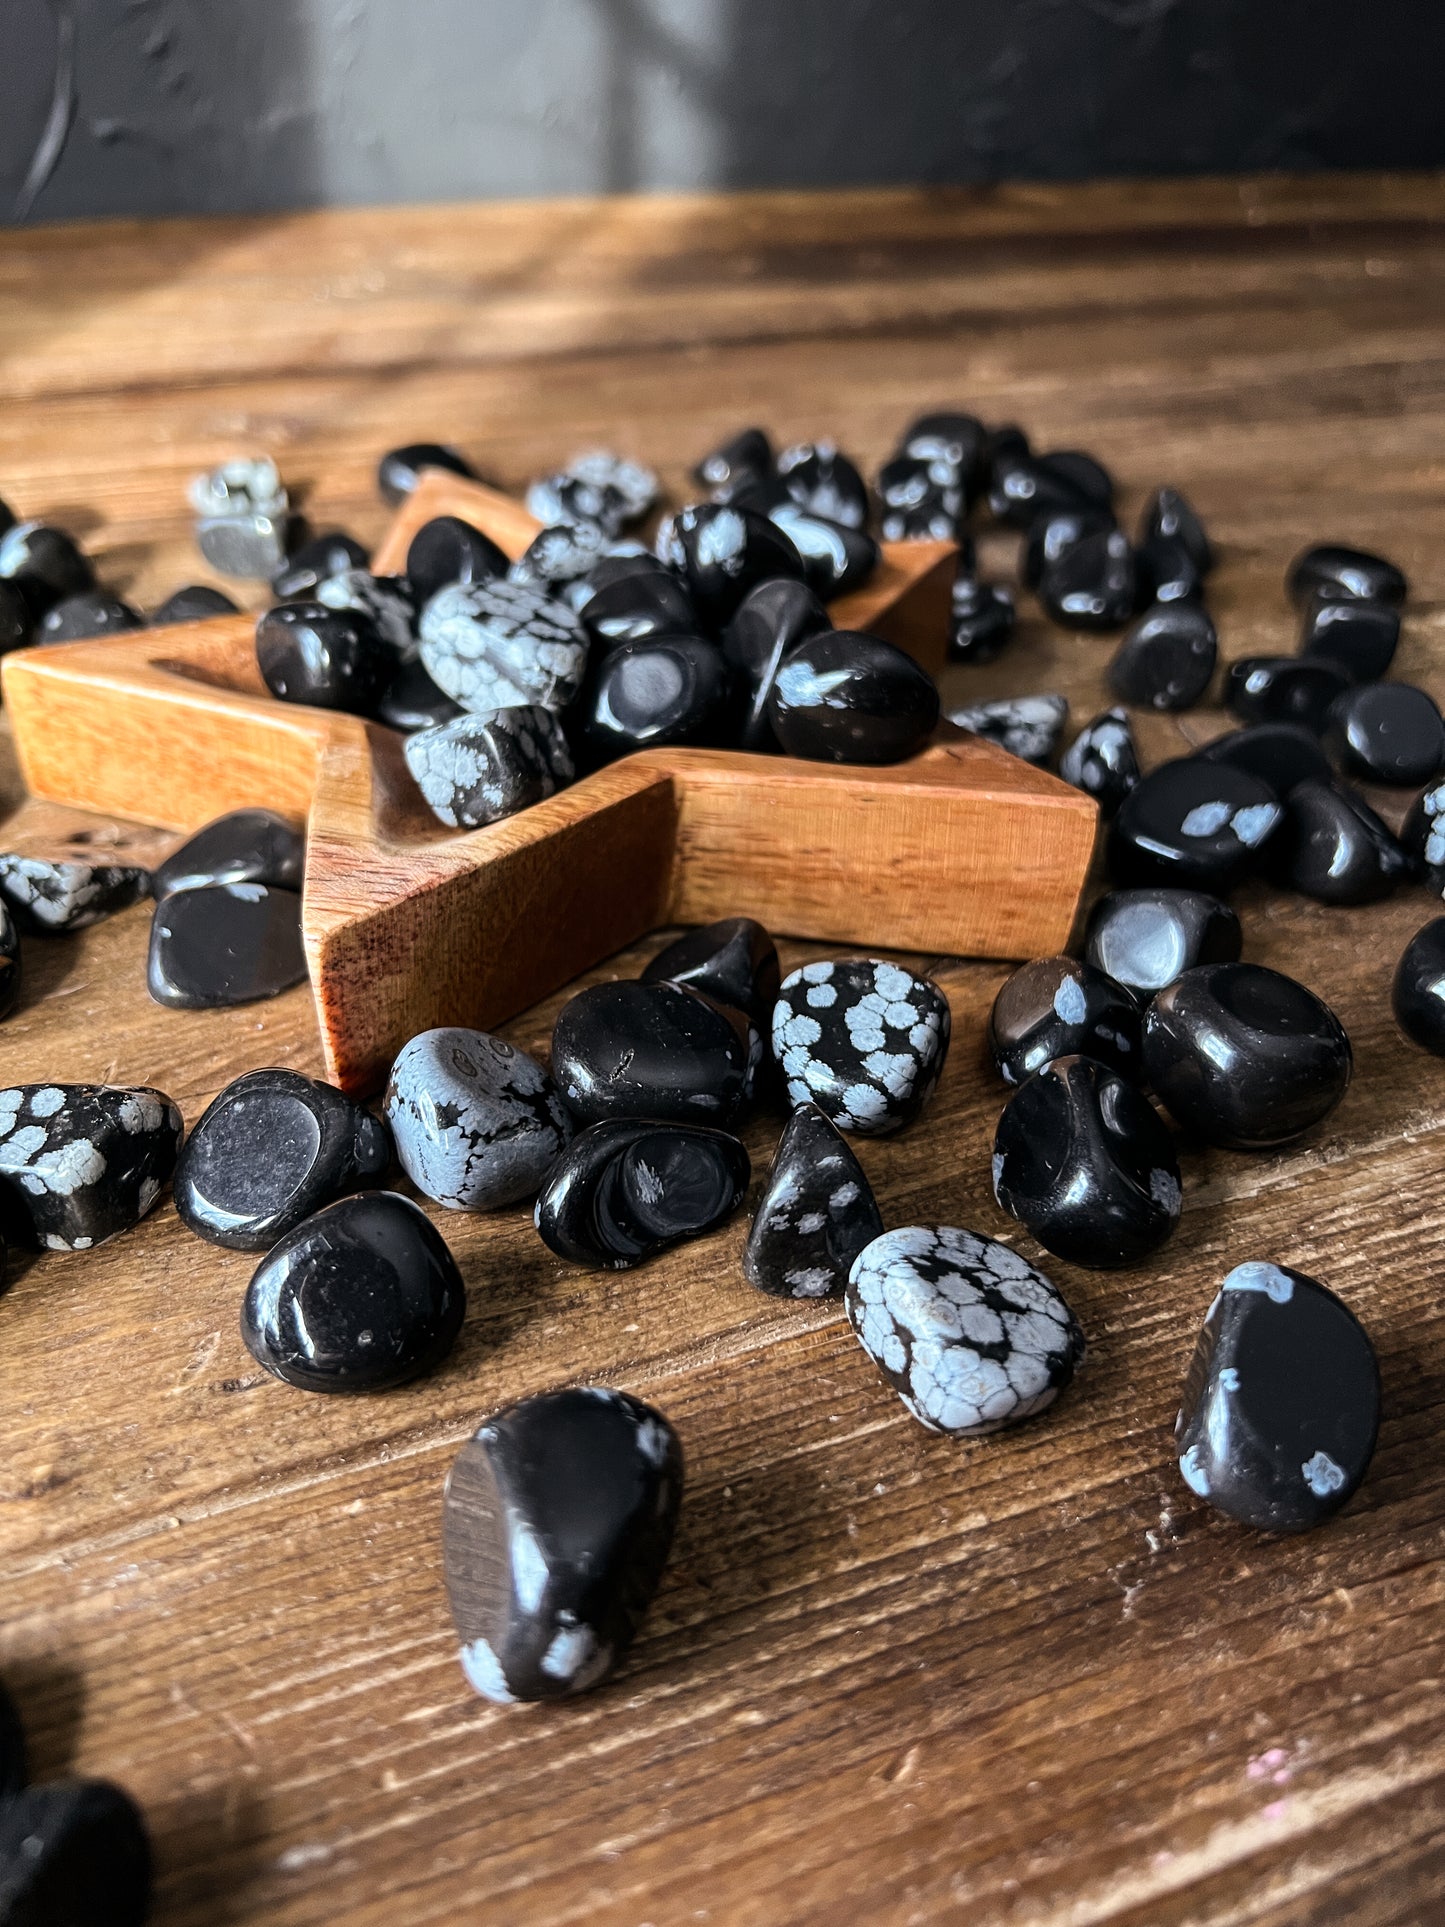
(2, 174, 1445, 1927)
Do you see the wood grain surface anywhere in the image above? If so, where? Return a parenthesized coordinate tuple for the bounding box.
(2, 173, 1445, 1926)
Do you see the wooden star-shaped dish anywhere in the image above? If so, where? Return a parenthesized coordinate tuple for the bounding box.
(2, 473, 1096, 1094)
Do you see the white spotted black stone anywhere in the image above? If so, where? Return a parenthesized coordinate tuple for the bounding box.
(0, 853, 150, 934)
(776, 440, 869, 529)
(742, 1103, 883, 1299)
(1109, 603, 1218, 712)
(1176, 1261, 1379, 1532)
(0, 1083, 182, 1252)
(1299, 595, 1400, 682)
(377, 442, 475, 506)
(947, 577, 1015, 665)
(1287, 544, 1407, 608)
(174, 1067, 391, 1252)
(1059, 706, 1139, 816)
(1109, 757, 1283, 891)
(772, 958, 950, 1136)
(316, 568, 419, 656)
(443, 1386, 682, 1704)
(0, 902, 19, 1022)
(271, 530, 370, 600)
(386, 1027, 571, 1211)
(510, 519, 609, 589)
(988, 954, 1142, 1086)
(948, 693, 1068, 766)
(419, 579, 588, 714)
(38, 589, 144, 643)
(404, 705, 574, 829)
(1402, 779, 1445, 893)
(536, 1118, 750, 1269)
(147, 882, 306, 1009)
(846, 1225, 1084, 1435)
(0, 1779, 152, 1927)
(767, 502, 879, 598)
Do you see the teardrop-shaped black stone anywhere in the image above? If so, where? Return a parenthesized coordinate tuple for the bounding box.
(641, 916, 780, 1023)
(1269, 777, 1414, 904)
(1109, 603, 1217, 711)
(742, 1103, 883, 1298)
(405, 515, 508, 601)
(1059, 707, 1139, 816)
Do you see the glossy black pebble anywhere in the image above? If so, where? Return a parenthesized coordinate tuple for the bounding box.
(272, 530, 369, 599)
(1401, 779, 1445, 893)
(242, 1191, 465, 1393)
(773, 957, 950, 1134)
(38, 589, 144, 642)
(1226, 655, 1350, 732)
(535, 1118, 749, 1269)
(1038, 528, 1137, 631)
(742, 1103, 884, 1299)
(175, 1067, 391, 1251)
(0, 521, 93, 619)
(895, 410, 986, 499)
(405, 515, 509, 602)
(1022, 505, 1115, 592)
(1323, 681, 1445, 787)
(572, 634, 732, 765)
(1143, 963, 1351, 1149)
(720, 577, 831, 750)
(776, 440, 870, 530)
(0, 903, 19, 1023)
(150, 583, 240, 625)
(666, 502, 805, 629)
(988, 954, 1142, 1086)
(769, 503, 878, 599)
(1196, 723, 1332, 795)
(580, 569, 699, 650)
(376, 658, 465, 733)
(444, 1386, 682, 1703)
(1059, 707, 1139, 816)
(1269, 777, 1413, 905)
(1176, 1262, 1379, 1533)
(642, 916, 780, 1024)
(1287, 543, 1407, 608)
(0, 583, 31, 657)
(0, 1083, 182, 1252)
(153, 808, 304, 899)
(694, 425, 773, 494)
(1109, 758, 1282, 892)
(0, 1780, 151, 1927)
(1083, 888, 1241, 997)
(1108, 603, 1217, 711)
(988, 449, 1105, 529)
(1391, 918, 1445, 1056)
(1139, 485, 1213, 576)
(147, 882, 306, 1009)
(947, 578, 1016, 665)
(0, 1676, 24, 1797)
(993, 1054, 1180, 1269)
(255, 601, 392, 715)
(768, 629, 938, 766)
(1299, 594, 1400, 682)
(378, 441, 476, 505)
(552, 980, 752, 1128)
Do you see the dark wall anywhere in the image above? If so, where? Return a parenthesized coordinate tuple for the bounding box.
(5, 0, 1443, 223)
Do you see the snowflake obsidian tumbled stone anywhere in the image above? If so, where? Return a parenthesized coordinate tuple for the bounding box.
(1176, 1262, 1380, 1533)
(0, 853, 150, 934)
(535, 1119, 750, 1269)
(0, 1083, 182, 1251)
(419, 579, 588, 714)
(386, 1027, 571, 1210)
(147, 882, 307, 1009)
(742, 1104, 883, 1299)
(641, 916, 781, 1023)
(772, 959, 951, 1135)
(1083, 887, 1241, 997)
(988, 955, 1141, 1086)
(846, 1226, 1084, 1436)
(404, 706, 573, 829)
(152, 809, 303, 900)
(551, 981, 754, 1129)
(0, 1780, 152, 1927)
(443, 1386, 682, 1704)
(1060, 707, 1139, 816)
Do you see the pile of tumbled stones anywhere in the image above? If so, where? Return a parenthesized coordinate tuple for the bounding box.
(0, 410, 1439, 1742)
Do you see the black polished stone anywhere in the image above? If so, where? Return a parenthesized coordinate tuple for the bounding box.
(1392, 918, 1445, 1055)
(666, 503, 806, 630)
(988, 954, 1142, 1087)
(0, 495, 12, 538)
(255, 601, 392, 714)
(0, 853, 151, 935)
(272, 530, 370, 599)
(1059, 707, 1140, 816)
(0, 902, 18, 1022)
(0, 521, 93, 620)
(776, 441, 869, 530)
(551, 980, 752, 1129)
(875, 454, 964, 542)
(1136, 532, 1207, 605)
(1021, 505, 1116, 591)
(1109, 758, 1283, 891)
(720, 577, 831, 750)
(1287, 543, 1407, 608)
(378, 442, 476, 505)
(768, 630, 938, 766)
(949, 693, 1068, 766)
(772, 957, 950, 1134)
(405, 515, 509, 602)
(535, 1118, 749, 1269)
(641, 916, 780, 1024)
(1400, 779, 1445, 893)
(947, 577, 1016, 665)
(768, 504, 878, 598)
(150, 583, 241, 625)
(1269, 776, 1413, 905)
(1139, 486, 1213, 575)
(1109, 603, 1218, 711)
(579, 570, 699, 650)
(694, 425, 773, 494)
(147, 882, 307, 1009)
(895, 411, 986, 500)
(1038, 528, 1137, 630)
(1196, 723, 1332, 793)
(0, 1780, 151, 1927)
(1083, 888, 1242, 997)
(176, 1067, 391, 1252)
(0, 1083, 182, 1252)
(444, 1385, 682, 1703)
(993, 1054, 1180, 1269)
(405, 705, 573, 829)
(38, 589, 144, 643)
(1143, 963, 1352, 1149)
(527, 453, 656, 536)
(154, 808, 304, 899)
(511, 519, 608, 590)
(1323, 681, 1445, 787)
(316, 569, 418, 654)
(572, 633, 732, 765)
(1226, 655, 1351, 731)
(243, 1191, 465, 1393)
(569, 550, 675, 611)
(0, 581, 31, 656)
(0, 1676, 22, 1797)
(1176, 1261, 1379, 1533)
(879, 494, 966, 543)
(1045, 449, 1115, 510)
(376, 657, 465, 732)
(988, 449, 1107, 529)
(742, 1103, 883, 1299)
(1299, 594, 1400, 682)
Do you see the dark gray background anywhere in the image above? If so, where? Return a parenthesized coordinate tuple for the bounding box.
(4, 0, 1443, 223)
